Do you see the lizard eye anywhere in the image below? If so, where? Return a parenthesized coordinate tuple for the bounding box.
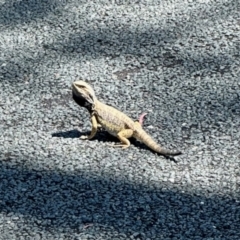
(78, 85, 87, 90)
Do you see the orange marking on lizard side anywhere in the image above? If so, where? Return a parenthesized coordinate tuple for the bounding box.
(138, 112, 147, 125)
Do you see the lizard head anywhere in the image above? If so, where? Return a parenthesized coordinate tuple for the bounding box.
(72, 80, 96, 112)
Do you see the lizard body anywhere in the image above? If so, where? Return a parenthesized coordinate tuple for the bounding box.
(72, 80, 181, 156)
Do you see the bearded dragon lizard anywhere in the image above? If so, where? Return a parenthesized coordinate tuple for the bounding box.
(72, 80, 182, 156)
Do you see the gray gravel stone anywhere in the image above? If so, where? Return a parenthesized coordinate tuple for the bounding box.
(0, 0, 240, 239)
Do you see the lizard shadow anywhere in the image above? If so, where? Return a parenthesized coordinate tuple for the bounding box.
(52, 129, 178, 163)
(52, 129, 119, 143)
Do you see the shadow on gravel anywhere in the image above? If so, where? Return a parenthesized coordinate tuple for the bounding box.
(52, 129, 85, 139)
(0, 161, 239, 238)
(37, 0, 239, 74)
(0, 0, 67, 26)
(52, 129, 118, 142)
(51, 130, 179, 162)
(1, 0, 239, 83)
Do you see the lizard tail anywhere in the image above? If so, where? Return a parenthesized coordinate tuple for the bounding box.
(134, 128, 182, 156)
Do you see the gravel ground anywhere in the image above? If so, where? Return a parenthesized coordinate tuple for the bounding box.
(0, 0, 240, 239)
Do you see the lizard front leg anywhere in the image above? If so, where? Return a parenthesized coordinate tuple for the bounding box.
(111, 129, 134, 149)
(80, 114, 98, 140)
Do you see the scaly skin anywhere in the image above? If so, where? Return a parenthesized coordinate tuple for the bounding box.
(72, 80, 182, 156)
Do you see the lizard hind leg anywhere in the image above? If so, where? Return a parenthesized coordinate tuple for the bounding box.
(111, 129, 134, 149)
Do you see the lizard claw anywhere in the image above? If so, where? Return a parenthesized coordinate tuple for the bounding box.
(107, 143, 128, 149)
(80, 135, 89, 140)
